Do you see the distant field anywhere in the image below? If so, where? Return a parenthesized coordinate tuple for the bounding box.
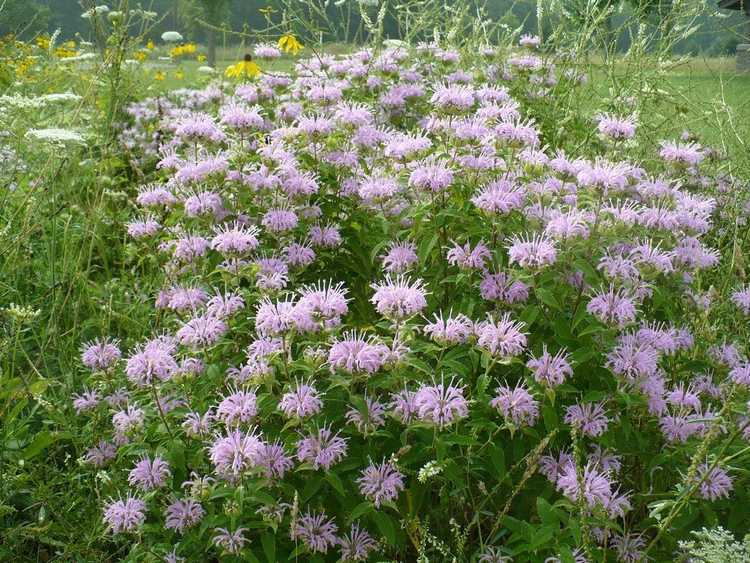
(586, 56, 750, 150)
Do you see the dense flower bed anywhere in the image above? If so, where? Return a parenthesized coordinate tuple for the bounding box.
(73, 38, 750, 561)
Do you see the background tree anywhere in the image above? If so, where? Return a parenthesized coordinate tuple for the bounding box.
(0, 0, 50, 38)
(198, 0, 231, 67)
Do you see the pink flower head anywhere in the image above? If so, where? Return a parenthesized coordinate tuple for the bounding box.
(219, 102, 265, 131)
(430, 83, 475, 111)
(408, 160, 453, 192)
(472, 179, 525, 215)
(255, 297, 296, 336)
(128, 455, 171, 491)
(278, 380, 323, 419)
(291, 510, 339, 553)
(659, 140, 705, 167)
(262, 207, 298, 233)
(490, 381, 539, 426)
(176, 315, 228, 348)
(252, 440, 295, 479)
(358, 175, 400, 202)
(81, 338, 121, 371)
(381, 241, 419, 273)
(339, 523, 378, 561)
(165, 498, 205, 534)
(414, 378, 469, 428)
(506, 234, 557, 269)
(345, 396, 387, 434)
(328, 332, 389, 375)
(370, 275, 428, 320)
(208, 428, 262, 481)
(72, 388, 100, 414)
(475, 314, 527, 358)
(84, 440, 117, 467)
(212, 527, 248, 555)
(479, 271, 530, 304)
(216, 388, 258, 426)
(103, 495, 146, 534)
(695, 463, 733, 501)
(423, 311, 474, 345)
(526, 346, 573, 387)
(596, 113, 636, 140)
(125, 337, 178, 386)
(211, 222, 260, 255)
(564, 401, 610, 437)
(175, 112, 226, 144)
(296, 425, 348, 470)
(295, 280, 349, 328)
(357, 460, 405, 507)
(587, 286, 637, 327)
(447, 240, 491, 271)
(389, 389, 418, 424)
(309, 223, 342, 248)
(731, 286, 750, 315)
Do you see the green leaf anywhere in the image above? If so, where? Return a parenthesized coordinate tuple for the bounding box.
(520, 304, 541, 327)
(542, 404, 558, 433)
(325, 472, 346, 497)
(577, 322, 608, 337)
(489, 445, 505, 479)
(558, 545, 576, 563)
(535, 287, 561, 311)
(261, 532, 276, 563)
(371, 512, 396, 545)
(301, 474, 323, 502)
(419, 233, 439, 262)
(349, 501, 373, 522)
(530, 524, 556, 550)
(23, 431, 54, 459)
(29, 379, 49, 395)
(442, 434, 477, 446)
(536, 497, 556, 526)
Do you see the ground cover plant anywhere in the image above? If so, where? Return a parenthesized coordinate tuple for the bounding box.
(2, 1, 750, 561)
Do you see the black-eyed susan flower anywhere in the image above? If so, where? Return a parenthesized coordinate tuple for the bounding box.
(278, 33, 303, 55)
(224, 54, 261, 79)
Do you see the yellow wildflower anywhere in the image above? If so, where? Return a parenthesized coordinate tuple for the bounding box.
(52, 40, 77, 58)
(278, 33, 303, 55)
(175, 69, 185, 80)
(146, 39, 155, 50)
(154, 71, 166, 81)
(197, 54, 206, 63)
(225, 55, 261, 79)
(36, 36, 50, 50)
(135, 50, 147, 62)
(169, 43, 197, 58)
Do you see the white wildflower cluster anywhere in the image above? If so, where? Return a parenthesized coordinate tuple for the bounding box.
(418, 460, 444, 483)
(677, 527, 750, 562)
(58, 52, 97, 63)
(0, 91, 82, 112)
(3, 303, 41, 324)
(0, 145, 27, 176)
(161, 31, 184, 43)
(81, 5, 110, 19)
(25, 128, 86, 146)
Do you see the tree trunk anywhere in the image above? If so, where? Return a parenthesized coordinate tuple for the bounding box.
(207, 28, 216, 67)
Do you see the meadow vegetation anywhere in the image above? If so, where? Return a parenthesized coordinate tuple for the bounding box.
(1, 1, 750, 561)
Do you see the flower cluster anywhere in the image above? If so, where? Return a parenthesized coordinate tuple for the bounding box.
(71, 35, 750, 562)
